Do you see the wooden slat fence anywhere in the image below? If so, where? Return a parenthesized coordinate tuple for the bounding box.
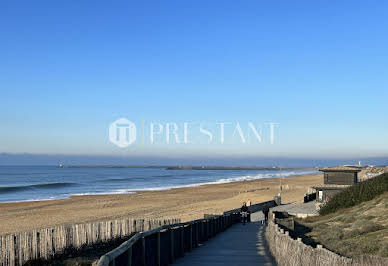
(96, 212, 243, 266)
(0, 218, 180, 266)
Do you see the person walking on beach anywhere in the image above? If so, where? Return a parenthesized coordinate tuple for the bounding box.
(262, 204, 270, 225)
(240, 202, 249, 225)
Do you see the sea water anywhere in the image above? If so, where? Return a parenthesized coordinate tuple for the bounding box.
(0, 166, 318, 203)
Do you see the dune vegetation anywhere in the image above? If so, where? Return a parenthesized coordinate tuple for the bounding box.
(319, 173, 388, 215)
(298, 174, 388, 258)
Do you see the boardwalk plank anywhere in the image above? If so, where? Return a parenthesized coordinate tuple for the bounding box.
(173, 212, 276, 266)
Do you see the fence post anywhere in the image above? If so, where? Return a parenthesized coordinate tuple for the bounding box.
(189, 224, 193, 251)
(209, 219, 213, 237)
(211, 219, 214, 237)
(206, 221, 210, 240)
(169, 229, 174, 263)
(156, 232, 161, 266)
(180, 226, 184, 256)
(215, 218, 217, 235)
(202, 221, 205, 241)
(195, 222, 199, 247)
(127, 246, 132, 266)
(141, 237, 146, 266)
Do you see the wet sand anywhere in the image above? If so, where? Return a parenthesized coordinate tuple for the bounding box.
(0, 173, 322, 234)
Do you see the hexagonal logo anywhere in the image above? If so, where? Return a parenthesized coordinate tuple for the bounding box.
(109, 118, 136, 148)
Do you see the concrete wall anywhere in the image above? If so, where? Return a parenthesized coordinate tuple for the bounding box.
(316, 188, 346, 203)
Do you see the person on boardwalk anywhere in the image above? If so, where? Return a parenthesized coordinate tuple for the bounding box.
(240, 202, 249, 225)
(262, 204, 270, 224)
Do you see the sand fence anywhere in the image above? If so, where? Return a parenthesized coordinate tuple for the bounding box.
(0, 217, 180, 266)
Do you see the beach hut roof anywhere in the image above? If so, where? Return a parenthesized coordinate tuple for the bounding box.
(319, 166, 362, 172)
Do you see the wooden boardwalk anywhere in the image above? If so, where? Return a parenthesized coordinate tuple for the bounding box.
(172, 212, 276, 266)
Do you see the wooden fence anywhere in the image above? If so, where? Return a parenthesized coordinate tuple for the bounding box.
(0, 218, 180, 266)
(96, 212, 241, 266)
(265, 213, 388, 266)
(223, 200, 277, 215)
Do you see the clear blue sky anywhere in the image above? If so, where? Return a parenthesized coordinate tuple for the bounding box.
(1, 0, 388, 161)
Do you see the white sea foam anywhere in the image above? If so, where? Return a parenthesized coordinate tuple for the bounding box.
(0, 168, 318, 203)
(71, 190, 136, 196)
(127, 170, 318, 192)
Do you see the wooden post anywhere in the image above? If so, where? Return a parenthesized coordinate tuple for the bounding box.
(156, 232, 161, 266)
(202, 221, 205, 241)
(206, 221, 210, 240)
(189, 225, 193, 251)
(195, 222, 199, 247)
(208, 220, 212, 238)
(214, 218, 217, 235)
(180, 226, 184, 256)
(141, 237, 146, 266)
(127, 246, 132, 266)
(170, 229, 174, 263)
(211, 219, 214, 237)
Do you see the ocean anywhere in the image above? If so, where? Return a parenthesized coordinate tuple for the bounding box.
(0, 166, 318, 203)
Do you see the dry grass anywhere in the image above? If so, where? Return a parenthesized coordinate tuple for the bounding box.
(298, 192, 388, 258)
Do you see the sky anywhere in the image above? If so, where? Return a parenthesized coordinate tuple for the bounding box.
(1, 0, 388, 164)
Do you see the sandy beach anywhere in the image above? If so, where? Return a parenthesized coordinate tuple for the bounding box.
(0, 173, 322, 234)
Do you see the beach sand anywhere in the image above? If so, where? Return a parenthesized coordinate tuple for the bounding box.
(0, 173, 322, 234)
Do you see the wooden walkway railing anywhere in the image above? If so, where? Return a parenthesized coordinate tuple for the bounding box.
(96, 212, 241, 266)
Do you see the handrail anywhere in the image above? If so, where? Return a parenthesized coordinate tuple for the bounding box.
(96, 211, 242, 266)
(223, 200, 277, 215)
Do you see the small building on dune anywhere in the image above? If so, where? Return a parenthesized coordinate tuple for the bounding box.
(313, 166, 362, 203)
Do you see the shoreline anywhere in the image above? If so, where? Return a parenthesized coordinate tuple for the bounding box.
(0, 173, 322, 234)
(0, 170, 319, 204)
